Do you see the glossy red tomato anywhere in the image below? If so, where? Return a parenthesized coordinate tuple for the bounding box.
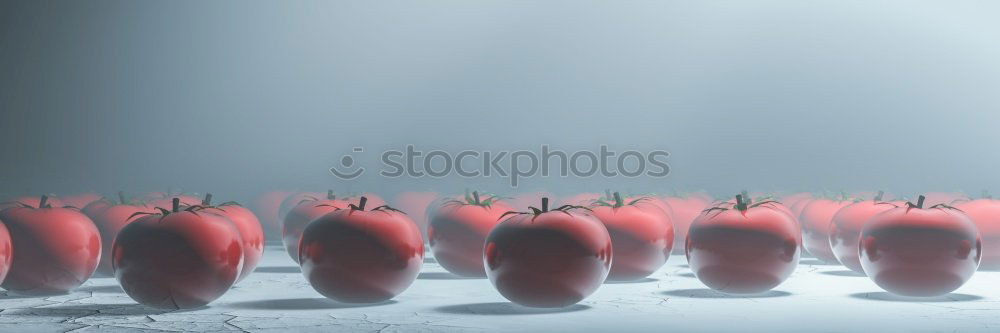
(428, 191, 511, 277)
(0, 196, 101, 295)
(251, 190, 294, 241)
(0, 223, 11, 284)
(392, 191, 439, 242)
(282, 191, 351, 263)
(590, 192, 673, 281)
(829, 192, 899, 273)
(860, 196, 981, 296)
(195, 194, 265, 282)
(686, 194, 800, 294)
(662, 195, 710, 254)
(799, 197, 852, 263)
(299, 197, 423, 303)
(82, 192, 152, 277)
(113, 198, 243, 309)
(955, 197, 1000, 270)
(485, 198, 611, 308)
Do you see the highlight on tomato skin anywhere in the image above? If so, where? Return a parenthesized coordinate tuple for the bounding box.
(483, 197, 612, 308)
(686, 194, 801, 295)
(859, 195, 982, 297)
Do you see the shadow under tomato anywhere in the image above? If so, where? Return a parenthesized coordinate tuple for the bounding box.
(605, 277, 658, 284)
(253, 266, 301, 274)
(677, 272, 696, 278)
(800, 259, 837, 266)
(821, 270, 866, 277)
(662, 288, 792, 299)
(418, 272, 480, 280)
(849, 292, 983, 302)
(434, 302, 591, 315)
(226, 298, 396, 310)
(75, 285, 125, 293)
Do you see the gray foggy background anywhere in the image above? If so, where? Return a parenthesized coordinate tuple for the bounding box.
(2, 0, 1000, 202)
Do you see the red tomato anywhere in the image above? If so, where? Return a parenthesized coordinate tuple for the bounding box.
(829, 192, 899, 273)
(428, 191, 511, 277)
(686, 194, 800, 294)
(251, 190, 294, 241)
(955, 198, 1000, 270)
(590, 192, 673, 281)
(0, 223, 11, 284)
(282, 191, 351, 263)
(59, 193, 103, 208)
(195, 194, 265, 282)
(299, 197, 423, 303)
(392, 191, 439, 242)
(859, 196, 981, 296)
(277, 191, 324, 222)
(485, 198, 611, 308)
(81, 192, 152, 277)
(663, 195, 710, 254)
(113, 198, 243, 309)
(799, 197, 853, 263)
(0, 196, 101, 295)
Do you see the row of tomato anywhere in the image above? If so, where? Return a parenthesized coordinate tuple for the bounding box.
(0, 189, 989, 309)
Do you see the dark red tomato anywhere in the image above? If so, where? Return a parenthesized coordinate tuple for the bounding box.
(686, 194, 800, 294)
(428, 191, 512, 277)
(829, 192, 899, 273)
(59, 193, 102, 208)
(392, 191, 439, 242)
(590, 192, 673, 281)
(485, 198, 611, 308)
(860, 196, 980, 297)
(662, 195, 710, 254)
(195, 194, 265, 282)
(299, 197, 423, 303)
(282, 191, 351, 263)
(113, 199, 243, 309)
(799, 197, 853, 264)
(251, 190, 294, 241)
(0, 196, 100, 295)
(0, 223, 11, 284)
(82, 192, 152, 277)
(955, 198, 1000, 270)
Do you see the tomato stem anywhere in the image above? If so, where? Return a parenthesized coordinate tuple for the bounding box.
(327, 190, 335, 200)
(39, 195, 49, 209)
(202, 193, 213, 206)
(874, 190, 884, 202)
(613, 192, 624, 208)
(472, 191, 481, 205)
(735, 194, 748, 212)
(118, 191, 127, 205)
(358, 196, 368, 210)
(541, 197, 549, 212)
(172, 198, 180, 212)
(915, 195, 925, 209)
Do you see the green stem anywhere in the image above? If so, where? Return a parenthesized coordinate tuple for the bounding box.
(358, 196, 368, 210)
(473, 191, 481, 205)
(735, 194, 747, 212)
(541, 197, 549, 212)
(202, 193, 213, 206)
(118, 191, 127, 205)
(172, 198, 180, 212)
(875, 190, 884, 202)
(39, 195, 49, 209)
(914, 195, 925, 209)
(613, 192, 624, 208)
(327, 190, 335, 200)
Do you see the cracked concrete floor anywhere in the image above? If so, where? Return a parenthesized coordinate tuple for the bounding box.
(3, 245, 999, 332)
